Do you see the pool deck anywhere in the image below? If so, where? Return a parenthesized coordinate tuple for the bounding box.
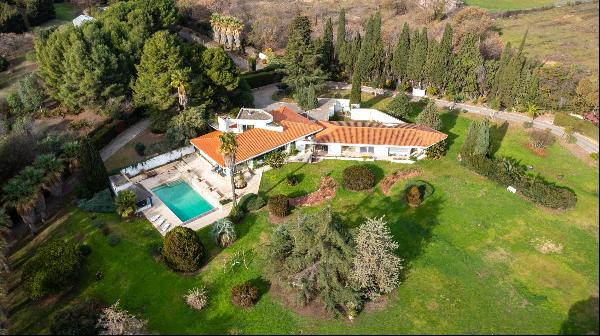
(138, 153, 265, 235)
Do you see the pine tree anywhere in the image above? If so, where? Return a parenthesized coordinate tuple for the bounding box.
(461, 119, 490, 158)
(416, 102, 442, 130)
(424, 38, 440, 88)
(282, 15, 327, 92)
(391, 23, 410, 87)
(132, 30, 188, 111)
(79, 139, 108, 195)
(437, 24, 453, 90)
(368, 12, 385, 87)
(321, 17, 335, 77)
(386, 93, 410, 119)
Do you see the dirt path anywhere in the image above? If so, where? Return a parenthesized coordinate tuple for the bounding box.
(100, 119, 150, 161)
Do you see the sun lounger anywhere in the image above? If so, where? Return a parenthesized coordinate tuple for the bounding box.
(162, 223, 172, 232)
(149, 214, 160, 222)
(155, 217, 166, 228)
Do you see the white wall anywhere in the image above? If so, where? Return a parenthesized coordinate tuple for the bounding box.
(328, 144, 342, 156)
(350, 108, 404, 124)
(412, 88, 426, 97)
(121, 146, 196, 177)
(374, 146, 388, 157)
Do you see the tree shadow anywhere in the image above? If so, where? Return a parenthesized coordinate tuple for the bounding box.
(363, 163, 385, 184)
(489, 121, 509, 156)
(559, 296, 599, 335)
(262, 162, 308, 195)
(441, 110, 459, 148)
(248, 276, 271, 303)
(362, 94, 387, 108)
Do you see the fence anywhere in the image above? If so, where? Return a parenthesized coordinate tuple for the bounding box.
(121, 146, 196, 178)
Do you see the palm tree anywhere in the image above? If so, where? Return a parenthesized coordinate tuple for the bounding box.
(218, 132, 239, 205)
(171, 70, 189, 110)
(2, 178, 39, 234)
(34, 154, 64, 197)
(60, 140, 80, 173)
(19, 166, 47, 221)
(0, 208, 12, 272)
(116, 190, 136, 218)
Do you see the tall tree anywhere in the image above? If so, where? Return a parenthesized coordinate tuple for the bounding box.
(133, 30, 188, 112)
(218, 132, 239, 205)
(407, 28, 428, 88)
(391, 23, 411, 86)
(416, 102, 442, 130)
(282, 15, 327, 92)
(350, 216, 403, 299)
(450, 33, 483, 98)
(335, 9, 346, 62)
(437, 24, 454, 89)
(386, 93, 411, 119)
(350, 69, 362, 106)
(78, 139, 108, 196)
(321, 17, 335, 76)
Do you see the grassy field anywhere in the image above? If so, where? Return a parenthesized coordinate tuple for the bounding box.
(54, 3, 79, 22)
(7, 112, 599, 334)
(464, 0, 560, 11)
(496, 2, 599, 73)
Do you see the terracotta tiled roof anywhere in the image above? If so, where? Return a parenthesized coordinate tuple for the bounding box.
(315, 121, 447, 148)
(190, 107, 322, 166)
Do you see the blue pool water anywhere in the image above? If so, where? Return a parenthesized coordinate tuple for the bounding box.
(152, 180, 214, 222)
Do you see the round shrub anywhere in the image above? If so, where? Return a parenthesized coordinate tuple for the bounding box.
(286, 173, 300, 186)
(22, 240, 84, 300)
(134, 142, 146, 156)
(185, 287, 208, 311)
(211, 218, 237, 248)
(162, 227, 205, 272)
(342, 165, 376, 191)
(406, 185, 422, 207)
(405, 180, 434, 201)
(268, 194, 289, 217)
(49, 297, 103, 335)
(231, 282, 259, 307)
(78, 244, 92, 257)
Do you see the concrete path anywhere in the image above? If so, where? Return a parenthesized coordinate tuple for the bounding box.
(100, 119, 150, 161)
(325, 81, 599, 154)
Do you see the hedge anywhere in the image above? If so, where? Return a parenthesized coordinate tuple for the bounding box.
(342, 165, 376, 191)
(554, 113, 599, 141)
(241, 69, 283, 88)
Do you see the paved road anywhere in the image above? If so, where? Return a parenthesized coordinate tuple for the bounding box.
(325, 81, 599, 154)
(100, 119, 150, 161)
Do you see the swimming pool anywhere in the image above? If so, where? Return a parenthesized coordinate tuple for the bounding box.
(152, 180, 214, 222)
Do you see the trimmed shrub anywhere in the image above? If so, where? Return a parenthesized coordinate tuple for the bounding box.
(406, 185, 422, 207)
(228, 205, 244, 223)
(264, 151, 286, 169)
(211, 218, 237, 248)
(342, 165, 376, 191)
(286, 173, 300, 186)
(134, 142, 146, 156)
(519, 178, 577, 210)
(241, 67, 284, 88)
(162, 227, 204, 272)
(231, 282, 259, 307)
(22, 240, 84, 300)
(238, 193, 266, 212)
(78, 244, 92, 257)
(49, 297, 104, 335)
(268, 194, 289, 217)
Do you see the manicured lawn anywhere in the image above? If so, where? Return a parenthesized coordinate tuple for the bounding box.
(103, 128, 165, 172)
(54, 3, 79, 22)
(8, 112, 599, 334)
(464, 0, 558, 11)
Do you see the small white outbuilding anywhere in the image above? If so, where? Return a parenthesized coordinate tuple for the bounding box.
(72, 14, 94, 27)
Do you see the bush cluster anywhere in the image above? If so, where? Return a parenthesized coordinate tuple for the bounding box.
(342, 165, 376, 191)
(162, 227, 205, 272)
(22, 240, 84, 300)
(529, 129, 556, 149)
(268, 194, 289, 217)
(49, 297, 104, 335)
(463, 155, 576, 209)
(228, 205, 244, 223)
(285, 173, 300, 186)
(231, 282, 259, 308)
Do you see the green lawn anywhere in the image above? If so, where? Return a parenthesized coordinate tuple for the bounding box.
(464, 0, 559, 11)
(8, 112, 599, 334)
(54, 3, 79, 22)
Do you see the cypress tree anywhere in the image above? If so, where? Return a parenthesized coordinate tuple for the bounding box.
(391, 23, 410, 87)
(350, 69, 362, 105)
(386, 93, 410, 119)
(321, 17, 335, 76)
(79, 139, 108, 195)
(450, 33, 482, 98)
(335, 9, 346, 61)
(368, 12, 385, 87)
(438, 24, 453, 90)
(407, 28, 428, 88)
(424, 38, 439, 89)
(355, 16, 373, 82)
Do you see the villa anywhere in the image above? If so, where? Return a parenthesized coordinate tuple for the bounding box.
(190, 100, 448, 175)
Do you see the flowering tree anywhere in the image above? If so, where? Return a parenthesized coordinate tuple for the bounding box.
(97, 301, 147, 335)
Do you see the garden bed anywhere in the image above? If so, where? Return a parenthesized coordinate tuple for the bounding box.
(379, 169, 421, 196)
(289, 176, 337, 207)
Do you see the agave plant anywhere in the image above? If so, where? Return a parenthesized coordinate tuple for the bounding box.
(34, 154, 65, 197)
(2, 176, 40, 234)
(210, 218, 237, 248)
